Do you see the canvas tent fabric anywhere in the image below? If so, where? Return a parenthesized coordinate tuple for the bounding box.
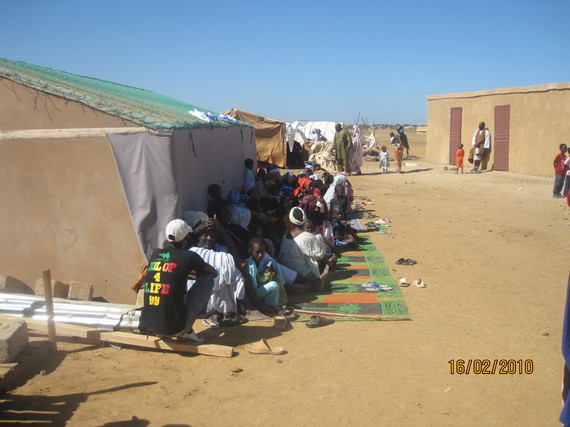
(0, 57, 255, 303)
(287, 121, 377, 172)
(108, 127, 256, 259)
(286, 121, 338, 149)
(308, 140, 337, 172)
(285, 121, 339, 172)
(222, 109, 287, 167)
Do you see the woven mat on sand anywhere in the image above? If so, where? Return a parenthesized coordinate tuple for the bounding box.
(288, 237, 410, 321)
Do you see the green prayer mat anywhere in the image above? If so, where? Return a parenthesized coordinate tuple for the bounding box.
(289, 236, 410, 321)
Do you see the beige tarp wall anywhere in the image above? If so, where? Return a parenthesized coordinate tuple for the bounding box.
(223, 109, 286, 167)
(0, 78, 143, 303)
(426, 83, 570, 176)
(0, 80, 257, 304)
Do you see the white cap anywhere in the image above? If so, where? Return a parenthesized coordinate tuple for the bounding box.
(165, 219, 192, 243)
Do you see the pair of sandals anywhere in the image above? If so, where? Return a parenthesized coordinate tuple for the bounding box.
(206, 312, 249, 328)
(395, 258, 417, 265)
(362, 281, 392, 292)
(400, 278, 426, 288)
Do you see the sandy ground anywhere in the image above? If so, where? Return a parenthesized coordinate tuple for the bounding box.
(2, 134, 569, 426)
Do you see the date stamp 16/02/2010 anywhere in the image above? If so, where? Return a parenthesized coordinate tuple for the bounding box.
(448, 359, 534, 375)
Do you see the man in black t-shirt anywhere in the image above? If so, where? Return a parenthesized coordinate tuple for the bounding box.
(139, 219, 218, 342)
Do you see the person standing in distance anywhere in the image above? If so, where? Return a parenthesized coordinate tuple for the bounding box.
(470, 122, 491, 173)
(397, 126, 410, 158)
(333, 123, 353, 175)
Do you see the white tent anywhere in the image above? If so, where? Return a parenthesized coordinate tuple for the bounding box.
(286, 121, 338, 150)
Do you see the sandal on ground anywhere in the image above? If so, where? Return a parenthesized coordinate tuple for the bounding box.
(306, 315, 335, 328)
(279, 306, 299, 321)
(413, 279, 426, 288)
(395, 258, 406, 265)
(245, 339, 286, 355)
(245, 310, 273, 320)
(217, 312, 248, 327)
(202, 319, 220, 329)
(273, 315, 288, 330)
(405, 259, 417, 265)
(177, 330, 205, 343)
(362, 281, 392, 291)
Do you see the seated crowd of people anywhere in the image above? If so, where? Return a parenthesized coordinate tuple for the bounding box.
(137, 158, 364, 342)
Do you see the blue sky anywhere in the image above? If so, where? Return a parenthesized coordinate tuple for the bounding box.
(2, 0, 569, 125)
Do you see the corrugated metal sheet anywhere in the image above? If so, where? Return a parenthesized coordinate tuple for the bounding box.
(0, 291, 140, 332)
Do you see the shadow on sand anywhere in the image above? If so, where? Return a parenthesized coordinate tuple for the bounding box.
(1, 382, 157, 425)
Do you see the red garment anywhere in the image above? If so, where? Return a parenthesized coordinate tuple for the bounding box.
(298, 194, 318, 214)
(555, 153, 567, 175)
(293, 177, 313, 198)
(456, 148, 465, 168)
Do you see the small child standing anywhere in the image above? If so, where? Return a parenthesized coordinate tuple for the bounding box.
(455, 143, 465, 174)
(379, 146, 389, 173)
(563, 154, 570, 197)
(553, 143, 567, 198)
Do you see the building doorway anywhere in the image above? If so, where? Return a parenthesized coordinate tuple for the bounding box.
(493, 105, 510, 171)
(449, 107, 462, 165)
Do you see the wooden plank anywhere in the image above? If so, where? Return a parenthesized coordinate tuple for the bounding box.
(0, 315, 234, 358)
(42, 270, 58, 352)
(99, 331, 234, 358)
(0, 315, 99, 339)
(0, 127, 150, 140)
(25, 319, 103, 340)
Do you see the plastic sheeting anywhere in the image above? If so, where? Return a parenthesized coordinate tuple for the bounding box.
(108, 127, 257, 261)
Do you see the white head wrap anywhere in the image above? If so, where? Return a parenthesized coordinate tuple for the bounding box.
(289, 207, 307, 226)
(324, 174, 347, 207)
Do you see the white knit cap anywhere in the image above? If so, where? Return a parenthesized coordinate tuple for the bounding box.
(165, 219, 193, 243)
(289, 207, 307, 226)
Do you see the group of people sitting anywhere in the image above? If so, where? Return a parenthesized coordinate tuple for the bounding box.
(137, 158, 363, 343)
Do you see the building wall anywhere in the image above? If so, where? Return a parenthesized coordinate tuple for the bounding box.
(0, 78, 145, 304)
(426, 83, 570, 176)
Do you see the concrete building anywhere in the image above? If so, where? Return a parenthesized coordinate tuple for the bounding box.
(426, 83, 570, 176)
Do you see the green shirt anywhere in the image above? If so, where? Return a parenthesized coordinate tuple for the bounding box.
(333, 129, 352, 160)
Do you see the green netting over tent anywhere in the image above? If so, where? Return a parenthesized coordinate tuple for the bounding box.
(0, 58, 250, 131)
